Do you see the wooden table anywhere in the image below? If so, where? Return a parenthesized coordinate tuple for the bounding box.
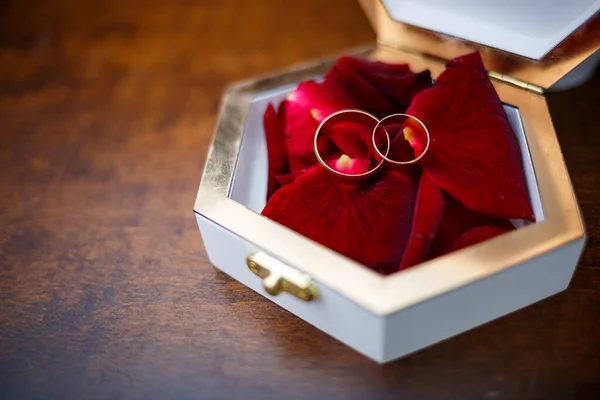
(1, 1, 599, 399)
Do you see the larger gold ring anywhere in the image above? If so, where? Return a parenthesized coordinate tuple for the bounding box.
(371, 113, 430, 165)
(313, 109, 389, 184)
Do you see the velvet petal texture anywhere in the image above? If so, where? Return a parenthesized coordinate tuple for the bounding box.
(337, 56, 433, 111)
(289, 80, 360, 123)
(407, 52, 534, 221)
(324, 64, 401, 118)
(329, 154, 371, 175)
(278, 99, 330, 173)
(281, 78, 365, 173)
(374, 122, 422, 183)
(428, 193, 515, 260)
(262, 167, 417, 274)
(324, 121, 375, 159)
(399, 173, 445, 270)
(279, 56, 431, 175)
(322, 57, 431, 119)
(276, 170, 305, 188)
(264, 104, 289, 200)
(337, 56, 414, 75)
(451, 226, 508, 252)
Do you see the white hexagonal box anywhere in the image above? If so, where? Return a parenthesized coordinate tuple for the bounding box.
(194, 0, 596, 362)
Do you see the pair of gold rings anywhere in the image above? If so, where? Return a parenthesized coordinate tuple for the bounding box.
(313, 109, 430, 183)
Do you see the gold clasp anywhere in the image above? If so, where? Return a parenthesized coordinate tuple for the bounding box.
(246, 252, 319, 301)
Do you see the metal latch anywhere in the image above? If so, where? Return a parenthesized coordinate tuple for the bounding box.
(246, 252, 319, 301)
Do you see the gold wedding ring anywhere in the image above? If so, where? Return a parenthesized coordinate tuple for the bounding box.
(313, 110, 429, 181)
(371, 113, 430, 165)
(313, 109, 390, 183)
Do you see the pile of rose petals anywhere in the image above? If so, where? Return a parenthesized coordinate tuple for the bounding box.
(261, 52, 535, 275)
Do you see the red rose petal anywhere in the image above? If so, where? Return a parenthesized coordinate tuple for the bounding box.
(287, 81, 330, 122)
(279, 99, 335, 172)
(368, 70, 433, 108)
(407, 52, 534, 220)
(264, 103, 289, 200)
(374, 122, 421, 182)
(277, 152, 352, 188)
(399, 173, 445, 270)
(319, 73, 358, 111)
(334, 56, 432, 112)
(289, 81, 358, 123)
(262, 167, 417, 274)
(451, 226, 508, 252)
(281, 78, 367, 172)
(325, 64, 401, 118)
(400, 117, 428, 154)
(428, 193, 515, 259)
(328, 154, 371, 175)
(276, 170, 304, 187)
(324, 121, 374, 159)
(279, 57, 431, 174)
(339, 56, 433, 109)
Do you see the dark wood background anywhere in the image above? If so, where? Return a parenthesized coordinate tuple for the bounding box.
(1, 1, 599, 399)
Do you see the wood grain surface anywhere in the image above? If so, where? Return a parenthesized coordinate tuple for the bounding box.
(1, 1, 599, 399)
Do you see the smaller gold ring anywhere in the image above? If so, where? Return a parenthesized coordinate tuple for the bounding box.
(371, 113, 430, 165)
(313, 109, 389, 183)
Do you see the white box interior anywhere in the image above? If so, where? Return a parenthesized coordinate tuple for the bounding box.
(230, 82, 545, 252)
(380, 0, 600, 60)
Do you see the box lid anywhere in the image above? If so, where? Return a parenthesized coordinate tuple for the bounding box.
(359, 0, 600, 89)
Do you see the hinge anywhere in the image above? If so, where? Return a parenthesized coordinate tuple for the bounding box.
(487, 71, 544, 95)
